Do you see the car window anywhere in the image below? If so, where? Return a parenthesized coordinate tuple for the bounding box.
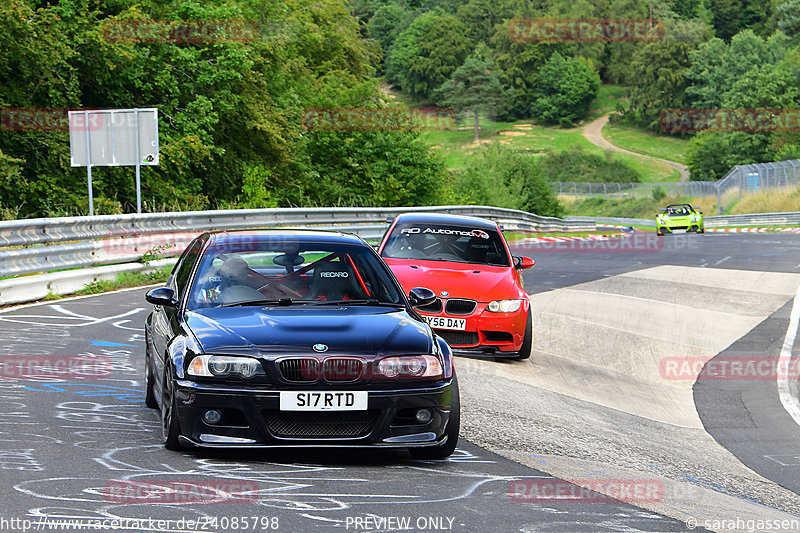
(171, 239, 203, 300)
(382, 223, 510, 266)
(187, 241, 404, 309)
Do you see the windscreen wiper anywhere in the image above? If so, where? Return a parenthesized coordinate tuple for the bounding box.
(310, 299, 404, 307)
(220, 298, 294, 307)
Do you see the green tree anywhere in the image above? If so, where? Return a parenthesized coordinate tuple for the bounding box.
(435, 47, 506, 140)
(626, 19, 708, 129)
(686, 132, 736, 179)
(489, 21, 553, 121)
(710, 0, 743, 40)
(685, 30, 788, 108)
(0, 0, 447, 217)
(369, 2, 413, 60)
(777, 0, 800, 42)
(538, 146, 641, 182)
(386, 11, 438, 88)
(304, 128, 449, 206)
(456, 0, 512, 44)
(531, 52, 600, 126)
(403, 13, 472, 100)
(686, 61, 800, 178)
(452, 144, 564, 216)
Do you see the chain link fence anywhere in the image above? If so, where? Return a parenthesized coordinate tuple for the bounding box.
(552, 159, 800, 214)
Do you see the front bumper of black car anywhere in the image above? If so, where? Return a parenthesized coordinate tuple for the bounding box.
(172, 378, 455, 449)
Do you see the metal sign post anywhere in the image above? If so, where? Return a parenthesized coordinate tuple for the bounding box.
(83, 111, 94, 215)
(134, 109, 141, 213)
(68, 108, 159, 214)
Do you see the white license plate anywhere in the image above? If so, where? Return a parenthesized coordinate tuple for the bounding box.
(280, 391, 367, 411)
(672, 229, 687, 234)
(424, 316, 467, 330)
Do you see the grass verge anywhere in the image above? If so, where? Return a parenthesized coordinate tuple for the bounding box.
(601, 122, 690, 165)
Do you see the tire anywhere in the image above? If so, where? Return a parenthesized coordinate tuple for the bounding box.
(161, 370, 183, 450)
(410, 376, 460, 460)
(144, 356, 158, 409)
(515, 308, 533, 360)
(144, 335, 158, 409)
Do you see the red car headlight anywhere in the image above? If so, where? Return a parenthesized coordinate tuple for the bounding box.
(487, 299, 522, 313)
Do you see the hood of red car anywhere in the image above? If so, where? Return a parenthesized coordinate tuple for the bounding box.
(385, 258, 523, 301)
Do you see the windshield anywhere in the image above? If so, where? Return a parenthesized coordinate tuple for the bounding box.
(381, 223, 510, 266)
(188, 240, 404, 309)
(667, 206, 691, 215)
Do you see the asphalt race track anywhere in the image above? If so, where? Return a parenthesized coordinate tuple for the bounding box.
(1, 231, 799, 532)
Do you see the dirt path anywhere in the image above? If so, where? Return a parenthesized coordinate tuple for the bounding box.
(583, 114, 690, 182)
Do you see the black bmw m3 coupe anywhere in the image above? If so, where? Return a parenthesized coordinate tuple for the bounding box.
(144, 229, 459, 458)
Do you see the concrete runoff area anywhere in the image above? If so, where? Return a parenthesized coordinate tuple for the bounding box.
(457, 266, 800, 528)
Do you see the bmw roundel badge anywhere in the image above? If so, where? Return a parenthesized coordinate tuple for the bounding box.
(441, 291, 449, 297)
(312, 343, 328, 353)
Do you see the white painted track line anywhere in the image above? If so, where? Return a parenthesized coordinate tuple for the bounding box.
(778, 284, 800, 427)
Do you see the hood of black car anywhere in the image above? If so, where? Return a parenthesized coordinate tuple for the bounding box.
(186, 306, 434, 358)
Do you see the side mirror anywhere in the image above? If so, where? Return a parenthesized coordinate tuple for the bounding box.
(514, 256, 535, 270)
(408, 287, 437, 308)
(146, 287, 178, 307)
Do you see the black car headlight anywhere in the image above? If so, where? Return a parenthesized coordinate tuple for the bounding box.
(187, 355, 265, 378)
(375, 355, 443, 379)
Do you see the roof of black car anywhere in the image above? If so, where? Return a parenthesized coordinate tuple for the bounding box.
(392, 212, 499, 230)
(206, 229, 365, 246)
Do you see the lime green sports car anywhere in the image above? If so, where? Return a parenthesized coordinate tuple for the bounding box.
(656, 204, 704, 236)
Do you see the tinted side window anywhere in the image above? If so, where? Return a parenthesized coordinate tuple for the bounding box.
(171, 240, 203, 299)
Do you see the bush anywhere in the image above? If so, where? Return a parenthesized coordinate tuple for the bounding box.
(538, 146, 640, 183)
(451, 144, 563, 217)
(531, 53, 600, 126)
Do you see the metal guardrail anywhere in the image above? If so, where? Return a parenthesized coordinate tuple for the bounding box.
(3, 204, 797, 307)
(704, 212, 800, 228)
(568, 212, 800, 228)
(0, 206, 594, 278)
(566, 216, 656, 227)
